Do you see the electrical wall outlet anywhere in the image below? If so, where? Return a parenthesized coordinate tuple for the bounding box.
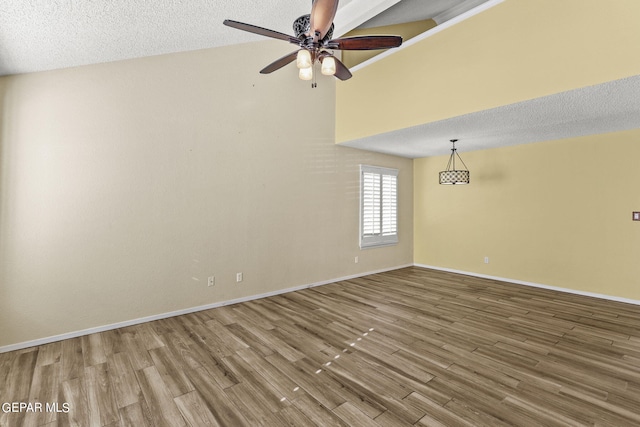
(484, 256, 489, 264)
(236, 272, 243, 283)
(207, 276, 215, 287)
(355, 256, 359, 264)
(633, 212, 640, 221)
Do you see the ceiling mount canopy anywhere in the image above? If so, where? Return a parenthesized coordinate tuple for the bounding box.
(439, 139, 470, 185)
(223, 0, 403, 87)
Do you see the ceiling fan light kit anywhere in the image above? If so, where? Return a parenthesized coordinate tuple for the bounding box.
(299, 66, 314, 80)
(223, 0, 403, 87)
(321, 56, 336, 76)
(296, 50, 312, 69)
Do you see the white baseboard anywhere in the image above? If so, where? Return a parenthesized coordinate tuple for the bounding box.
(0, 264, 413, 354)
(11, 262, 632, 354)
(414, 263, 640, 306)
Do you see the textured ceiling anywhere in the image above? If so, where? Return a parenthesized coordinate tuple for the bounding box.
(0, 0, 307, 76)
(0, 0, 470, 76)
(341, 74, 640, 158)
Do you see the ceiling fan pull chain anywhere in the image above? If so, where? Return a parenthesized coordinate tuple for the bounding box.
(312, 61, 317, 88)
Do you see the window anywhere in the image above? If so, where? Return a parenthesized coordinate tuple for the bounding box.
(360, 165, 398, 248)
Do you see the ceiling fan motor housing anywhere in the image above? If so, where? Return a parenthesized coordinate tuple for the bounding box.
(293, 15, 334, 42)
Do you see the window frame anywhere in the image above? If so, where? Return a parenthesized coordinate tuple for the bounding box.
(359, 165, 399, 249)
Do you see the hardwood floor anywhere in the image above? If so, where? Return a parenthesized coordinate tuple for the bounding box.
(2, 267, 640, 426)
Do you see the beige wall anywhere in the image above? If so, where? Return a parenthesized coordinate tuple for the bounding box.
(0, 41, 413, 348)
(414, 129, 640, 300)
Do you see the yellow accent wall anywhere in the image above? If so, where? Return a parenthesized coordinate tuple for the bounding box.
(334, 0, 640, 300)
(336, 0, 640, 143)
(414, 129, 640, 300)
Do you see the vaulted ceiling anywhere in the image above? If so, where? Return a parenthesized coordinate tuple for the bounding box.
(2, 0, 638, 158)
(0, 0, 475, 77)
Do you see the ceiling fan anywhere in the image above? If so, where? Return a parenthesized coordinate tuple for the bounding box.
(224, 0, 403, 86)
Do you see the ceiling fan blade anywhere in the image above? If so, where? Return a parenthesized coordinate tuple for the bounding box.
(326, 35, 403, 50)
(332, 56, 352, 81)
(309, 0, 339, 39)
(223, 20, 299, 44)
(260, 50, 300, 74)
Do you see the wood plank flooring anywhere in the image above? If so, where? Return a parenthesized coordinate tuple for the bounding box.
(2, 267, 640, 426)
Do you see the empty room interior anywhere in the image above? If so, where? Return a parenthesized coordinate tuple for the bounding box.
(1, 0, 640, 426)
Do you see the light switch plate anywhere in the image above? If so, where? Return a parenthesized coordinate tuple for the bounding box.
(633, 212, 640, 221)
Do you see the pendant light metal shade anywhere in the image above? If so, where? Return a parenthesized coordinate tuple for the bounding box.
(439, 139, 470, 185)
(439, 169, 470, 184)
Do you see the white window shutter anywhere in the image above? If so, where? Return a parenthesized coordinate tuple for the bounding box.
(360, 165, 399, 248)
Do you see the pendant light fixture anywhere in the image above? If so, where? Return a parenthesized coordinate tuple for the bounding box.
(439, 139, 470, 185)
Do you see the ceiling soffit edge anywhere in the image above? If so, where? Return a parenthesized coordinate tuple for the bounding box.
(338, 74, 640, 159)
(350, 0, 504, 73)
